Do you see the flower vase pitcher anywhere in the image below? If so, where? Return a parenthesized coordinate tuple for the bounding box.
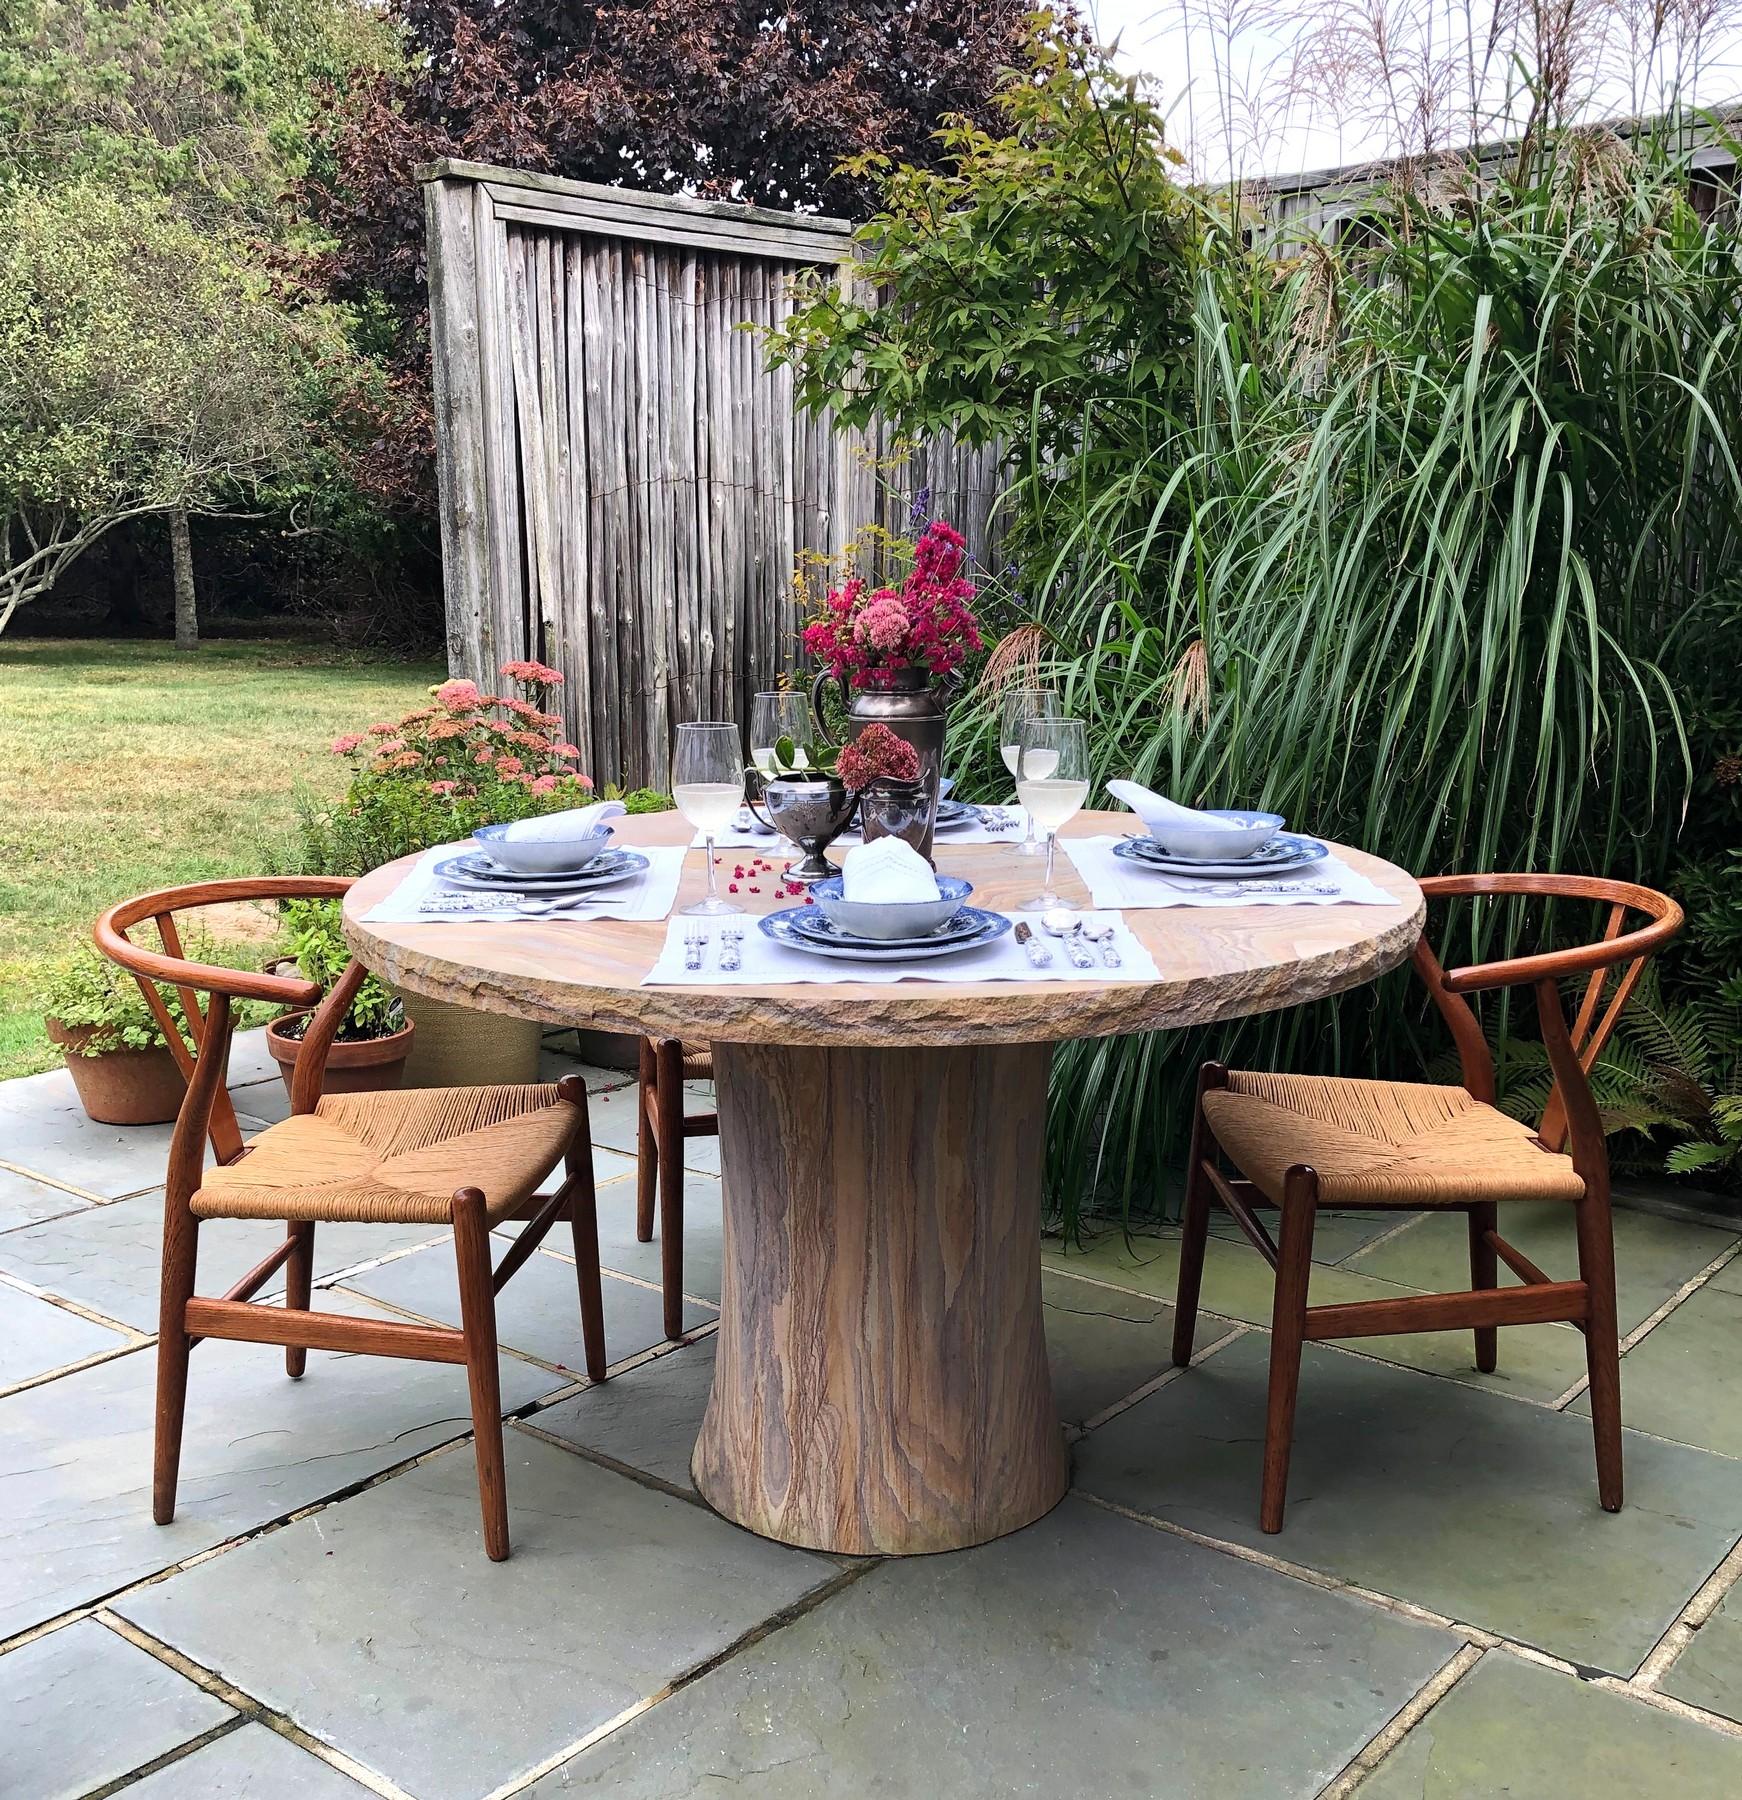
(801, 519, 983, 863)
(810, 667, 950, 855)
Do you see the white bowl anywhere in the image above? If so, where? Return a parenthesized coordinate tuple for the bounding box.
(1138, 809, 1284, 862)
(471, 821, 614, 875)
(810, 875, 973, 941)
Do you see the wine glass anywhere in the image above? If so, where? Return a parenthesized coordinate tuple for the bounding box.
(750, 690, 814, 778)
(1015, 717, 1089, 910)
(673, 721, 746, 917)
(1000, 687, 1059, 856)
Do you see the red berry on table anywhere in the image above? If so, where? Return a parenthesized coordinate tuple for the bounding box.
(727, 883, 739, 893)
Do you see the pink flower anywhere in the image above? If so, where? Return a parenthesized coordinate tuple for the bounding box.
(366, 722, 397, 737)
(473, 747, 496, 766)
(494, 756, 524, 776)
(425, 717, 466, 740)
(429, 779, 460, 796)
(331, 733, 365, 755)
(433, 678, 481, 710)
(853, 591, 911, 654)
(528, 774, 559, 794)
(551, 742, 580, 760)
(374, 737, 407, 757)
(499, 659, 565, 688)
(575, 773, 594, 790)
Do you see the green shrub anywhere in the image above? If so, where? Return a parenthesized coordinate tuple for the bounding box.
(37, 943, 183, 1056)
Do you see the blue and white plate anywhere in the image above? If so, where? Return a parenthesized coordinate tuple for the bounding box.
(759, 904, 1011, 963)
(433, 848, 648, 893)
(786, 906, 985, 950)
(1114, 834, 1329, 879)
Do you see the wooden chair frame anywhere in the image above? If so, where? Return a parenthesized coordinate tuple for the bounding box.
(1171, 873, 1683, 1533)
(93, 878, 608, 1561)
(635, 1037, 718, 1341)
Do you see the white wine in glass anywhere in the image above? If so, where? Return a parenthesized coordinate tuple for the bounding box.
(673, 721, 745, 917)
(749, 691, 813, 776)
(999, 687, 1059, 855)
(1016, 717, 1089, 910)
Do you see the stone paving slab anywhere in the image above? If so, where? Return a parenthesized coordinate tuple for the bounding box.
(123, 1722, 375, 1798)
(0, 1167, 94, 1235)
(0, 1616, 232, 1799)
(342, 1240, 712, 1376)
(586, 1080, 719, 1174)
(1348, 1201, 1741, 1336)
(1663, 1583, 1742, 1724)
(118, 1432, 836, 1800)
(532, 1274, 1218, 1497)
(1047, 1216, 1643, 1405)
(0, 1291, 561, 1641)
(0, 1190, 445, 1336)
(1571, 1281, 1742, 1460)
(535, 1495, 1459, 1799)
(1074, 1330, 1742, 1672)
(0, 1275, 132, 1388)
(588, 1170, 723, 1303)
(0, 1067, 275, 1202)
(1041, 1269, 1189, 1425)
(531, 1339, 717, 1493)
(1208, 1206, 1410, 1264)
(1361, 1651, 1742, 1796)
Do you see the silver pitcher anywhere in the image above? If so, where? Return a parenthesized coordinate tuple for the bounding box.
(809, 666, 949, 859)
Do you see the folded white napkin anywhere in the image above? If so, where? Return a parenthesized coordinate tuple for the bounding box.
(499, 799, 626, 842)
(1106, 780, 1244, 836)
(840, 837, 939, 903)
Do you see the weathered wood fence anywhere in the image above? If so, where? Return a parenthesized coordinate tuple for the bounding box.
(422, 159, 1006, 790)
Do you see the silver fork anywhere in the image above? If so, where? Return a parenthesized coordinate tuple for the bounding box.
(719, 923, 744, 971)
(683, 925, 709, 971)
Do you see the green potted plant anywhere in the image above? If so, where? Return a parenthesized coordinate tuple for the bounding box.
(39, 943, 191, 1124)
(265, 899, 414, 1096)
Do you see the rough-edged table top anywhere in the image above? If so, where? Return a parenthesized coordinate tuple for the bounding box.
(343, 810, 1425, 1049)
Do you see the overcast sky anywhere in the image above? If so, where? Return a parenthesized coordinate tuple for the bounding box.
(1084, 1, 1742, 181)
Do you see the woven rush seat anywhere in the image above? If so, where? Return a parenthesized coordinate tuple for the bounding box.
(679, 1041, 714, 1080)
(194, 1083, 576, 1225)
(1202, 1072, 1586, 1209)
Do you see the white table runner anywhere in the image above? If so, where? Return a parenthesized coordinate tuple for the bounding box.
(642, 909, 1160, 986)
(359, 843, 688, 924)
(1059, 837, 1401, 909)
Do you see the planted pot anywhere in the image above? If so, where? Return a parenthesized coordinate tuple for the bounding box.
(748, 777, 858, 883)
(267, 1010, 414, 1099)
(47, 1019, 186, 1125)
(395, 991, 543, 1087)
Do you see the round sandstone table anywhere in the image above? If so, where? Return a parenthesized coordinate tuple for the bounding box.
(345, 811, 1423, 1557)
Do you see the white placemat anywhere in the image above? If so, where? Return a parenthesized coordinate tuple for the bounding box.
(1058, 837, 1401, 909)
(642, 909, 1159, 986)
(694, 804, 1028, 851)
(360, 843, 688, 924)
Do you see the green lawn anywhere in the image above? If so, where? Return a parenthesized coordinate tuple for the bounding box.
(1, 639, 443, 1080)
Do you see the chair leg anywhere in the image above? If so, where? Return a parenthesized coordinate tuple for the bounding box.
(636, 1038, 658, 1244)
(1574, 1184, 1624, 1512)
(154, 1202, 200, 1526)
(566, 1138, 609, 1382)
(1172, 1063, 1226, 1368)
(1260, 1167, 1318, 1534)
(452, 1189, 510, 1561)
(1468, 1202, 1498, 1374)
(656, 1039, 686, 1341)
(285, 1221, 314, 1379)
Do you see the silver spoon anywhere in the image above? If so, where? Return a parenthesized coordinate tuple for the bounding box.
(1041, 908, 1095, 968)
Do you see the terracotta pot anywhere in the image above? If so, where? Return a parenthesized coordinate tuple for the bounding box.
(266, 1011, 414, 1098)
(47, 1019, 188, 1125)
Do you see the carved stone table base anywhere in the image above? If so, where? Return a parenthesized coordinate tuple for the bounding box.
(692, 1039, 1070, 1556)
